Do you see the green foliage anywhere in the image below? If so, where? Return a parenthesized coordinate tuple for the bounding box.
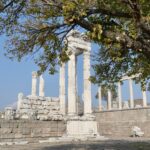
(0, 0, 150, 88)
(95, 84, 117, 101)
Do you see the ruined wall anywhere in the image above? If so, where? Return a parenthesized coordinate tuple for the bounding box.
(18, 96, 62, 120)
(0, 120, 66, 143)
(95, 107, 150, 137)
(1, 108, 150, 143)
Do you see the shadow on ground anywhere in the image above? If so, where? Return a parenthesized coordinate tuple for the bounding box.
(1, 140, 150, 150)
(41, 140, 150, 150)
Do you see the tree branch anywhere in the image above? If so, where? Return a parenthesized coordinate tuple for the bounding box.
(0, 0, 15, 12)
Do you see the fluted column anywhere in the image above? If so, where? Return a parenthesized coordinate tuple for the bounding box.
(98, 86, 102, 111)
(107, 90, 112, 110)
(118, 82, 122, 109)
(39, 75, 45, 97)
(68, 54, 77, 115)
(129, 79, 134, 108)
(83, 49, 92, 115)
(31, 71, 38, 96)
(59, 63, 66, 115)
(142, 90, 147, 107)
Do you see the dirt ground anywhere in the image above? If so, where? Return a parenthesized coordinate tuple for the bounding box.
(1, 138, 150, 150)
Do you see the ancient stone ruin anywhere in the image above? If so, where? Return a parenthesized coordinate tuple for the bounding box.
(0, 30, 102, 141)
(1, 30, 150, 145)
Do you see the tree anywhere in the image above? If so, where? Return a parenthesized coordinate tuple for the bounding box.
(95, 85, 117, 102)
(0, 0, 150, 87)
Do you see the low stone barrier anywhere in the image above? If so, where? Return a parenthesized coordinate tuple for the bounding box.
(0, 120, 66, 143)
(95, 107, 150, 137)
(1, 107, 150, 144)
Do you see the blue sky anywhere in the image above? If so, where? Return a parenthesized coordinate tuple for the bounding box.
(0, 35, 149, 110)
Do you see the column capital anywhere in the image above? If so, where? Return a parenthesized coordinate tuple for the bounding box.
(32, 71, 38, 78)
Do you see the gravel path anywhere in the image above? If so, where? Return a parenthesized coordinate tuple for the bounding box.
(1, 138, 150, 150)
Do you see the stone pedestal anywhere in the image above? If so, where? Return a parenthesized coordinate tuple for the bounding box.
(66, 120, 98, 138)
(66, 115, 99, 139)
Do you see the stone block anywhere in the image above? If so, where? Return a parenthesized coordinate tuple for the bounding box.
(66, 120, 99, 138)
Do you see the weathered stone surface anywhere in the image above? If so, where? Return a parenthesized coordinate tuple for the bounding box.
(0, 120, 66, 143)
(95, 108, 150, 137)
(131, 126, 144, 137)
(66, 120, 99, 138)
(4, 107, 15, 120)
(16, 96, 61, 120)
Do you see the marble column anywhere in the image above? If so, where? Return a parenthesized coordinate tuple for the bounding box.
(31, 71, 38, 97)
(129, 79, 134, 108)
(142, 90, 147, 107)
(83, 50, 92, 115)
(59, 63, 66, 115)
(107, 90, 112, 110)
(17, 93, 24, 111)
(68, 54, 77, 115)
(39, 75, 45, 97)
(118, 82, 122, 109)
(98, 86, 102, 111)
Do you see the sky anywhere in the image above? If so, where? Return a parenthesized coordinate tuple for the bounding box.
(0, 35, 150, 110)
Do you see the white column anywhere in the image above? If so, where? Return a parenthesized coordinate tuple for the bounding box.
(142, 90, 147, 107)
(31, 71, 38, 96)
(129, 79, 134, 108)
(39, 75, 45, 97)
(98, 86, 102, 111)
(83, 49, 92, 115)
(59, 63, 66, 115)
(17, 93, 24, 111)
(118, 82, 122, 109)
(68, 54, 77, 115)
(107, 90, 112, 110)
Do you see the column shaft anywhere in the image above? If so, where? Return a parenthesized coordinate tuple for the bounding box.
(83, 50, 92, 114)
(98, 86, 102, 111)
(39, 75, 45, 97)
(107, 90, 112, 110)
(129, 79, 134, 108)
(59, 63, 66, 115)
(142, 90, 147, 107)
(68, 54, 77, 115)
(31, 71, 37, 96)
(118, 82, 122, 109)
(17, 93, 24, 111)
